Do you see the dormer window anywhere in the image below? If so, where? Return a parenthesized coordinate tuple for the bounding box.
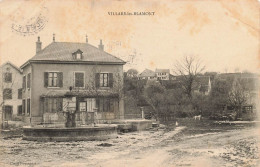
(72, 49, 83, 60)
(76, 53, 81, 59)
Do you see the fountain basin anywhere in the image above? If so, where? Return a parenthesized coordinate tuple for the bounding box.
(22, 125, 118, 142)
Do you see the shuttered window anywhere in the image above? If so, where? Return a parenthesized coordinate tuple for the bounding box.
(3, 89, 12, 99)
(4, 73, 12, 82)
(74, 72, 84, 88)
(97, 73, 113, 88)
(44, 72, 63, 87)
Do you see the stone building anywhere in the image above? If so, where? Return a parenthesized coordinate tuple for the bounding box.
(0, 62, 23, 122)
(20, 36, 126, 124)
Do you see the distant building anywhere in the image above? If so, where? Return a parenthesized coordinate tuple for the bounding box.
(138, 69, 156, 80)
(0, 62, 23, 121)
(155, 69, 170, 80)
(194, 76, 212, 95)
(138, 68, 173, 80)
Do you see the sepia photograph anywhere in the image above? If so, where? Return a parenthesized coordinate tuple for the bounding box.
(0, 0, 259, 166)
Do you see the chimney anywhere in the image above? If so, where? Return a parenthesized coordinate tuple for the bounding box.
(86, 35, 88, 43)
(98, 39, 104, 51)
(36, 36, 42, 53)
(53, 33, 55, 42)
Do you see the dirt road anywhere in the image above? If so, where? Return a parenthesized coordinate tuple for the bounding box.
(0, 125, 259, 167)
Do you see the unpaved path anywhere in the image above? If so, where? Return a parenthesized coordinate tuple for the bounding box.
(0, 126, 259, 167)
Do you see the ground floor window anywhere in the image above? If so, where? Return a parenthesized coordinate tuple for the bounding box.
(96, 98, 116, 113)
(3, 105, 13, 120)
(43, 98, 63, 113)
(27, 99, 30, 114)
(22, 99, 26, 115)
(17, 105, 22, 116)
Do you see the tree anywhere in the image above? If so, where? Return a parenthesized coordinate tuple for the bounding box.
(126, 68, 138, 77)
(143, 80, 166, 120)
(228, 78, 249, 117)
(173, 55, 205, 100)
(209, 77, 232, 114)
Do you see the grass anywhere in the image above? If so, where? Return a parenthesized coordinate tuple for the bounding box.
(174, 117, 256, 136)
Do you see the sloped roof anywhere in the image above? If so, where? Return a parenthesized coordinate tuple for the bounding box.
(0, 61, 22, 73)
(21, 42, 125, 68)
(138, 69, 156, 77)
(155, 69, 170, 73)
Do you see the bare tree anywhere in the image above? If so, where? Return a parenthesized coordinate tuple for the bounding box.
(173, 55, 205, 99)
(228, 78, 249, 117)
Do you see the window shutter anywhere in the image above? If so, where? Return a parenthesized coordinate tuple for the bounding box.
(109, 73, 113, 88)
(23, 76, 26, 89)
(95, 73, 100, 88)
(27, 73, 31, 88)
(57, 72, 63, 87)
(44, 72, 48, 87)
(96, 98, 100, 112)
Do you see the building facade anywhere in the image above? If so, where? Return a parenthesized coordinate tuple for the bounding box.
(138, 68, 172, 80)
(138, 69, 157, 80)
(20, 37, 125, 124)
(155, 69, 170, 80)
(0, 62, 23, 122)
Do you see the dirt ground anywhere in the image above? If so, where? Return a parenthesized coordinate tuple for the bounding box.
(0, 120, 259, 167)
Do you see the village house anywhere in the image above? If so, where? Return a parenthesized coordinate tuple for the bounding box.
(0, 62, 23, 122)
(155, 69, 170, 80)
(138, 69, 157, 80)
(138, 68, 175, 81)
(194, 76, 212, 95)
(20, 35, 126, 124)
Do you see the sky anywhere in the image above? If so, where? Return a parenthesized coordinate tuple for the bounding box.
(0, 0, 259, 74)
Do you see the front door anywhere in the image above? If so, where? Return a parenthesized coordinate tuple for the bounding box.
(85, 98, 96, 124)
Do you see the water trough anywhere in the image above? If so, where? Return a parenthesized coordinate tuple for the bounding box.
(22, 125, 118, 142)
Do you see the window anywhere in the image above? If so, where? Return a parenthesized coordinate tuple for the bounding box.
(27, 99, 30, 114)
(97, 98, 114, 112)
(43, 98, 63, 113)
(100, 73, 109, 87)
(23, 76, 26, 89)
(22, 99, 25, 114)
(3, 89, 12, 100)
(4, 105, 13, 120)
(27, 73, 31, 89)
(74, 72, 84, 88)
(44, 72, 63, 87)
(72, 50, 83, 60)
(95, 73, 113, 88)
(17, 105, 22, 116)
(48, 72, 57, 87)
(4, 73, 12, 82)
(79, 102, 86, 112)
(76, 53, 81, 59)
(18, 88, 22, 99)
